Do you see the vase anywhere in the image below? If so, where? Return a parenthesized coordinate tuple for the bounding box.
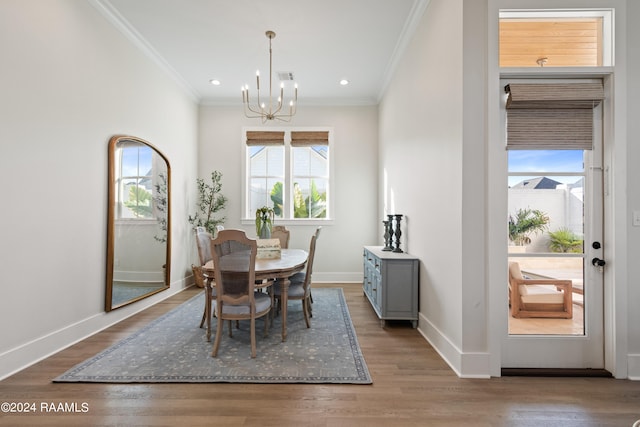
(258, 220, 271, 239)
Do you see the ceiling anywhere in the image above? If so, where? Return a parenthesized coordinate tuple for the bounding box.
(93, 0, 429, 106)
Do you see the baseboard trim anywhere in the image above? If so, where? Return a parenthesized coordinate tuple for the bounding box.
(501, 368, 613, 377)
(417, 312, 491, 378)
(627, 353, 640, 380)
(312, 272, 362, 283)
(0, 280, 191, 381)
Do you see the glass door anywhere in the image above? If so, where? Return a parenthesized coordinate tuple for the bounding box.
(502, 87, 604, 369)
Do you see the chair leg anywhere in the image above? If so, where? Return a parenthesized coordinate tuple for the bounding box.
(199, 308, 206, 328)
(263, 314, 269, 337)
(250, 317, 257, 358)
(211, 311, 224, 357)
(302, 298, 310, 328)
(200, 298, 217, 329)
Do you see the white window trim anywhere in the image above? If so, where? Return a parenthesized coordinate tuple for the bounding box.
(241, 126, 335, 226)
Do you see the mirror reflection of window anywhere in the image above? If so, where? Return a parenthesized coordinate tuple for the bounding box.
(107, 136, 171, 312)
(117, 144, 153, 219)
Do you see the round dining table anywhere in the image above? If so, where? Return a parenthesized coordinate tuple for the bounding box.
(202, 248, 308, 342)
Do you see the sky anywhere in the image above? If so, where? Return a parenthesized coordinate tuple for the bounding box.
(508, 150, 584, 187)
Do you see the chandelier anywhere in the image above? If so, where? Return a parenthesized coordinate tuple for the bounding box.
(241, 30, 298, 122)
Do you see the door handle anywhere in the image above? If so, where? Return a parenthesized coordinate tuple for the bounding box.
(592, 257, 606, 272)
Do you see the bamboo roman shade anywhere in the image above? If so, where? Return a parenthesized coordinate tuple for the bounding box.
(505, 82, 604, 150)
(290, 131, 329, 146)
(245, 131, 285, 146)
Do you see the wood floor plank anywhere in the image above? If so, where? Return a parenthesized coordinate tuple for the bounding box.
(1, 284, 639, 426)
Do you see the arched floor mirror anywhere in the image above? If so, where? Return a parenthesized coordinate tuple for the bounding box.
(106, 135, 171, 311)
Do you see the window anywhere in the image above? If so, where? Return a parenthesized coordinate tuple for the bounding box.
(115, 142, 167, 223)
(499, 10, 613, 68)
(118, 143, 154, 219)
(244, 129, 331, 221)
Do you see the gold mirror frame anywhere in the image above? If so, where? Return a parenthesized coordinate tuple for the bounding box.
(106, 135, 171, 311)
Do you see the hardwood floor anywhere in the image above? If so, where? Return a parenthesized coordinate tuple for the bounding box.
(1, 284, 639, 426)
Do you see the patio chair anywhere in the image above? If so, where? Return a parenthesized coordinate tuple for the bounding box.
(508, 261, 573, 319)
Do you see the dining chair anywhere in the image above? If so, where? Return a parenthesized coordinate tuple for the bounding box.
(271, 225, 290, 249)
(211, 229, 273, 358)
(194, 227, 216, 328)
(274, 226, 321, 328)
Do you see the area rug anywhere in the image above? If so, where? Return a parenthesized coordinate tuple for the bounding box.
(54, 288, 372, 384)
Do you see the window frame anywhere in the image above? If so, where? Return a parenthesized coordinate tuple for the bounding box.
(242, 127, 334, 225)
(116, 143, 157, 222)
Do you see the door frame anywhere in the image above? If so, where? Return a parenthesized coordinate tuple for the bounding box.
(485, 0, 629, 378)
(487, 67, 627, 378)
(501, 76, 605, 368)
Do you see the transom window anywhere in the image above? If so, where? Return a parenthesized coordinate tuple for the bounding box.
(499, 10, 613, 68)
(244, 129, 331, 221)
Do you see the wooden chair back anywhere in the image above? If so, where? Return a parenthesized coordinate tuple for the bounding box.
(302, 227, 322, 291)
(211, 229, 257, 301)
(195, 226, 213, 266)
(271, 225, 290, 249)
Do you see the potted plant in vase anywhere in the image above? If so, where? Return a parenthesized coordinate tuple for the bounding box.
(255, 206, 275, 239)
(189, 171, 227, 288)
(188, 171, 227, 236)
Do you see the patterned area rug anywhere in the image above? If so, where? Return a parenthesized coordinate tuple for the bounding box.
(54, 288, 372, 384)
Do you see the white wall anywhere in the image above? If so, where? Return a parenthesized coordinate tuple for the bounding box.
(379, 0, 487, 376)
(0, 0, 198, 379)
(197, 105, 379, 281)
(508, 187, 584, 252)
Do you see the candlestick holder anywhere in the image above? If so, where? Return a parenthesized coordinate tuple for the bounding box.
(382, 220, 393, 251)
(392, 214, 403, 253)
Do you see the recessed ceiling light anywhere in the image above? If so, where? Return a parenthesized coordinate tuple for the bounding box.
(210, 79, 221, 86)
(340, 79, 349, 86)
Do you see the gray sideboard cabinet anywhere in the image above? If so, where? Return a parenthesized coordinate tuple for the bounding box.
(362, 246, 419, 328)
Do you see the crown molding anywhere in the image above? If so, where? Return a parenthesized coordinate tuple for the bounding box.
(377, 0, 432, 103)
(88, 0, 200, 103)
